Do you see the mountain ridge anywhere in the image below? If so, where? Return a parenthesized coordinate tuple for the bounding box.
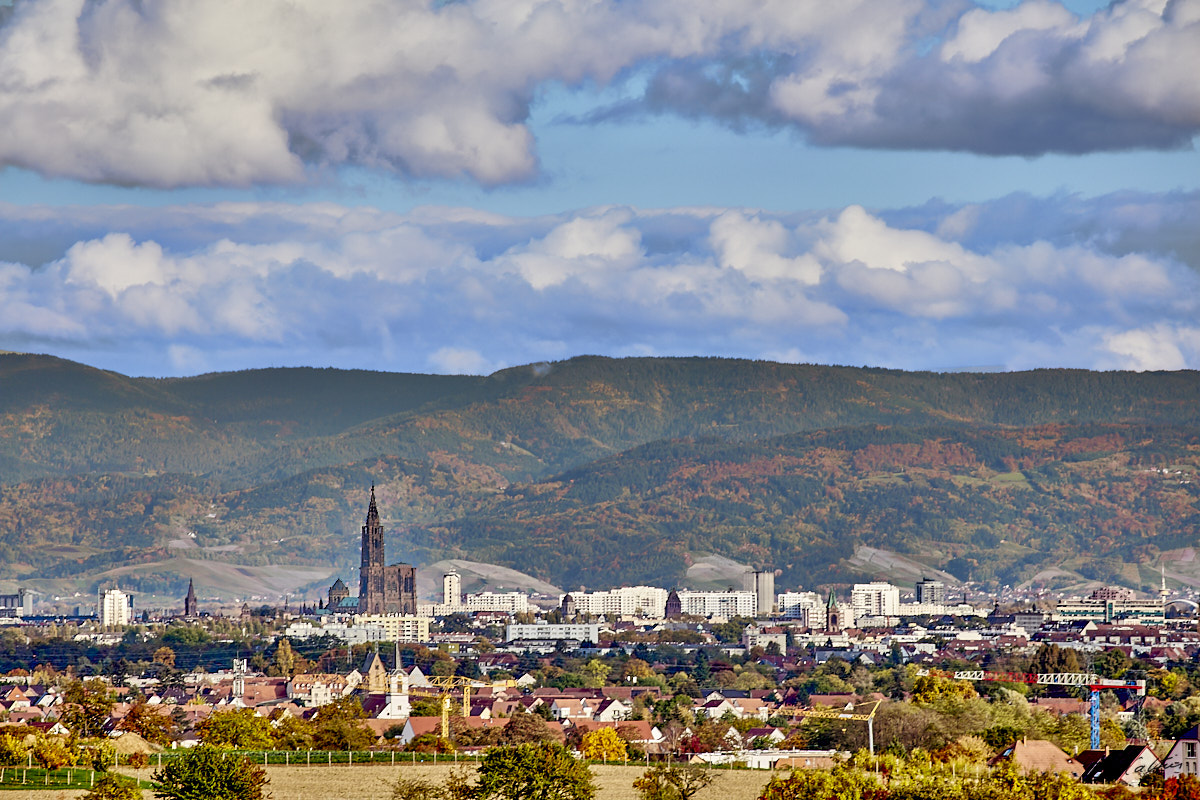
(1, 352, 1196, 604)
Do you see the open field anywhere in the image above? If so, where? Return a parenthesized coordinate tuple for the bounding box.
(0, 763, 777, 800)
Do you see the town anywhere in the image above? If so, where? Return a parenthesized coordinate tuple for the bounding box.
(1, 489, 1198, 797)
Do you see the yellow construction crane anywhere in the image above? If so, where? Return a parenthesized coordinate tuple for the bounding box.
(425, 676, 516, 738)
(784, 699, 883, 756)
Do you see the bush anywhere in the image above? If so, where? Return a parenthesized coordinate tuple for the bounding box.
(83, 773, 143, 800)
(476, 742, 595, 800)
(152, 745, 269, 800)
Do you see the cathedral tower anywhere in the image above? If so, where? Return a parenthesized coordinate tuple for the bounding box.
(357, 486, 417, 615)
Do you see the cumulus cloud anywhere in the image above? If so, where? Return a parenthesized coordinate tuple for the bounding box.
(1, 192, 1197, 374)
(0, 0, 1195, 189)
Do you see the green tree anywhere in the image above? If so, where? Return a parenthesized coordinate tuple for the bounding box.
(120, 701, 179, 746)
(152, 745, 268, 800)
(498, 712, 556, 745)
(633, 763, 716, 800)
(475, 742, 595, 800)
(62, 678, 115, 738)
(197, 708, 274, 749)
(83, 773, 143, 800)
(310, 696, 374, 751)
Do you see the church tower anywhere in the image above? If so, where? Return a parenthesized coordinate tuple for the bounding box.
(184, 579, 198, 617)
(356, 486, 417, 615)
(359, 486, 386, 613)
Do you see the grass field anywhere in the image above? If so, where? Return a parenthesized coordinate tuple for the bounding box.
(0, 762, 777, 800)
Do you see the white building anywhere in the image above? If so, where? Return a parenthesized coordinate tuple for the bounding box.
(98, 588, 132, 627)
(283, 620, 387, 646)
(777, 591, 825, 628)
(465, 591, 529, 614)
(563, 586, 669, 618)
(506, 622, 600, 644)
(352, 614, 431, 643)
(443, 571, 462, 606)
(851, 582, 900, 617)
(677, 590, 757, 618)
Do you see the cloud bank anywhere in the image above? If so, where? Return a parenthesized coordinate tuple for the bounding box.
(0, 0, 1196, 188)
(1, 192, 1196, 375)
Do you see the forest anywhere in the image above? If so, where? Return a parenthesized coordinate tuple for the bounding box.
(1, 352, 1197, 596)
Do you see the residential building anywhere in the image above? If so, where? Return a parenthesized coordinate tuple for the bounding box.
(443, 571, 462, 606)
(777, 591, 825, 628)
(98, 587, 132, 627)
(677, 590, 756, 618)
(742, 624, 787, 652)
(851, 582, 900, 617)
(745, 571, 775, 616)
(915, 578, 946, 604)
(1164, 725, 1200, 777)
(561, 586, 668, 618)
(352, 614, 431, 643)
(506, 622, 600, 644)
(465, 591, 529, 614)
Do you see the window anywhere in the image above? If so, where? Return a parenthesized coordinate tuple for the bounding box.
(1187, 742, 1196, 759)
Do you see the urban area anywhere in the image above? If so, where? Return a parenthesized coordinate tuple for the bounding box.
(2, 489, 1199, 800)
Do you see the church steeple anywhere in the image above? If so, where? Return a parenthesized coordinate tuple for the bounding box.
(184, 578, 198, 617)
(367, 484, 379, 523)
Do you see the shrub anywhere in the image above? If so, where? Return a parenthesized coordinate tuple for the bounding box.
(152, 745, 268, 800)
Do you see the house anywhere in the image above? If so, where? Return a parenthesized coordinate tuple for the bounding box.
(744, 726, 787, 747)
(1081, 745, 1160, 787)
(1163, 724, 1200, 778)
(990, 739, 1084, 778)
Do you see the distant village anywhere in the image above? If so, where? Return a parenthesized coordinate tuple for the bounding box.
(2, 489, 1200, 788)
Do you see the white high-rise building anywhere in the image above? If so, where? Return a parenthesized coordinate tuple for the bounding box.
(851, 582, 900, 617)
(98, 587, 132, 627)
(561, 586, 669, 618)
(777, 591, 825, 628)
(443, 571, 462, 606)
(677, 590, 757, 618)
(465, 591, 529, 614)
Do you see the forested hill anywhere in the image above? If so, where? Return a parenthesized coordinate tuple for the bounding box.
(0, 352, 1197, 601)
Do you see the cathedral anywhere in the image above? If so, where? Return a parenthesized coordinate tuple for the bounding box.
(357, 486, 417, 614)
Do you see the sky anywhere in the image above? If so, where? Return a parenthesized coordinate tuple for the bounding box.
(0, 0, 1197, 376)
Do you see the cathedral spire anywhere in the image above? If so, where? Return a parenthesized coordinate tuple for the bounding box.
(367, 484, 379, 523)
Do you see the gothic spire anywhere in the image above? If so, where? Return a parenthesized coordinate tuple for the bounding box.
(367, 484, 379, 523)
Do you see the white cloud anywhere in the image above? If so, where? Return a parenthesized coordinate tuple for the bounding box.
(0, 0, 1194, 190)
(0, 193, 1198, 374)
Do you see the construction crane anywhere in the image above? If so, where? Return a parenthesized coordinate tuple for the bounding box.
(424, 676, 516, 738)
(786, 699, 883, 756)
(917, 669, 1146, 750)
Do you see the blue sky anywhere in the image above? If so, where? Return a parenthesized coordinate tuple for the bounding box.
(0, 0, 1197, 376)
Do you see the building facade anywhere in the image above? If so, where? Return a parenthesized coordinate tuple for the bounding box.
(506, 622, 600, 644)
(0, 588, 33, 618)
(358, 487, 418, 615)
(746, 571, 775, 616)
(677, 590, 756, 618)
(98, 587, 132, 627)
(916, 578, 946, 604)
(352, 614, 431, 643)
(562, 586, 669, 618)
(851, 582, 900, 617)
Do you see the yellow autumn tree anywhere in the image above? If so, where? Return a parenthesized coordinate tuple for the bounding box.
(581, 727, 627, 761)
